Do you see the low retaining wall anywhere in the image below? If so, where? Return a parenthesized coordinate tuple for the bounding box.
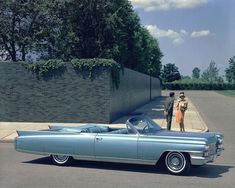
(0, 62, 161, 123)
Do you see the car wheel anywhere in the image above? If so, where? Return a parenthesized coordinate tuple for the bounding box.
(165, 152, 190, 175)
(51, 155, 72, 166)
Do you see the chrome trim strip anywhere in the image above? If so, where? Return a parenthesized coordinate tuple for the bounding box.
(16, 149, 156, 165)
(17, 147, 205, 165)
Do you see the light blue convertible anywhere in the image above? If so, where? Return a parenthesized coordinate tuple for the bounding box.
(15, 115, 224, 175)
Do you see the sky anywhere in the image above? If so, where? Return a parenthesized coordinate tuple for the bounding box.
(130, 0, 235, 76)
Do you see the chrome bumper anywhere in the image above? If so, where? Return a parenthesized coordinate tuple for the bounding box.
(190, 146, 224, 166)
(190, 154, 217, 166)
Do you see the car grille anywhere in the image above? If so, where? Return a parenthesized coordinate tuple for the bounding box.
(209, 143, 216, 155)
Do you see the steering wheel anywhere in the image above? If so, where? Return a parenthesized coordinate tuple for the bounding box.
(142, 124, 149, 133)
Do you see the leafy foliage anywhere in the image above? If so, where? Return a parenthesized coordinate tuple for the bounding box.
(201, 61, 220, 83)
(166, 61, 226, 89)
(161, 63, 181, 83)
(0, 0, 49, 61)
(136, 27, 162, 77)
(3, 58, 121, 86)
(225, 56, 235, 83)
(163, 82, 235, 90)
(23, 59, 67, 80)
(192, 67, 200, 79)
(0, 0, 162, 77)
(71, 58, 120, 88)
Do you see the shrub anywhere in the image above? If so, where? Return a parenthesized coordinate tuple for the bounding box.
(163, 82, 235, 90)
(71, 58, 120, 89)
(23, 59, 67, 80)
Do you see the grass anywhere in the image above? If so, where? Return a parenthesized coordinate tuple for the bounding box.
(216, 90, 235, 97)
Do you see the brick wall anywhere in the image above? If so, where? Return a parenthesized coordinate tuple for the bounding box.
(109, 68, 161, 121)
(0, 62, 161, 123)
(0, 62, 110, 123)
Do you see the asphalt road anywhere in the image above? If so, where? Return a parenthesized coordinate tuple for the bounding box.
(0, 91, 235, 188)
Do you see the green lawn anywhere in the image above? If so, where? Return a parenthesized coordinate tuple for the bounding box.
(216, 90, 235, 97)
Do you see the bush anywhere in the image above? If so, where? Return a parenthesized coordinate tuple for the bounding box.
(71, 58, 120, 89)
(23, 59, 67, 80)
(163, 82, 235, 90)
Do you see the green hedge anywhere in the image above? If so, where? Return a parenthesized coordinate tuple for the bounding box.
(71, 58, 120, 89)
(1, 58, 121, 88)
(23, 59, 67, 80)
(163, 83, 235, 90)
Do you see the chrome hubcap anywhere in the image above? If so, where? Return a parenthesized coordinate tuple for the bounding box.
(165, 152, 186, 173)
(171, 157, 180, 166)
(53, 155, 69, 164)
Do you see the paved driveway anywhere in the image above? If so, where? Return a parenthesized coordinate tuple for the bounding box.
(186, 91, 235, 165)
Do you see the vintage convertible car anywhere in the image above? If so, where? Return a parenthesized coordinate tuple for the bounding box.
(15, 115, 224, 175)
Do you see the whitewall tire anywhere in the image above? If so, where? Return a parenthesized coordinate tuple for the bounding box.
(51, 155, 72, 166)
(165, 152, 190, 175)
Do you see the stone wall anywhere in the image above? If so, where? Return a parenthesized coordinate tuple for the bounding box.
(151, 76, 161, 100)
(0, 62, 161, 123)
(0, 62, 110, 123)
(110, 69, 147, 120)
(109, 69, 161, 121)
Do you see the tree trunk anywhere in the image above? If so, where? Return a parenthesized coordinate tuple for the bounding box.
(11, 14, 17, 61)
(21, 45, 26, 61)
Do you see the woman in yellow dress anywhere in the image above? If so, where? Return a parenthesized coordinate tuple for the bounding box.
(176, 92, 188, 132)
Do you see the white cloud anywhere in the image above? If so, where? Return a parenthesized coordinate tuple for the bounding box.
(173, 38, 184, 45)
(146, 25, 185, 45)
(146, 25, 215, 44)
(130, 0, 208, 11)
(191, 30, 215, 37)
(180, 30, 188, 35)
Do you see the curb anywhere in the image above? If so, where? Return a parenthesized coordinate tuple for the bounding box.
(0, 139, 14, 143)
(188, 98, 209, 133)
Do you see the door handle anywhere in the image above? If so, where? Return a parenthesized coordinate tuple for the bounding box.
(96, 137, 103, 141)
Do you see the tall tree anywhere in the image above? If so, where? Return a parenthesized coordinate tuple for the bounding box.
(201, 61, 220, 83)
(192, 67, 200, 79)
(0, 0, 51, 61)
(225, 56, 235, 83)
(0, 45, 9, 60)
(161, 63, 181, 83)
(0, 0, 162, 76)
(135, 27, 162, 77)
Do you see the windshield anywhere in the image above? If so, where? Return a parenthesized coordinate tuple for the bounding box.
(128, 116, 162, 134)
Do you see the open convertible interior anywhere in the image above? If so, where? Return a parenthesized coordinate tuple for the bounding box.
(79, 125, 129, 134)
(49, 125, 130, 134)
(48, 116, 162, 135)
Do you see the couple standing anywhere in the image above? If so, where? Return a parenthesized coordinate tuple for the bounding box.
(164, 92, 188, 132)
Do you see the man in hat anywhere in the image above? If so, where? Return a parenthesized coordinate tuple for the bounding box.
(164, 92, 175, 130)
(176, 92, 188, 132)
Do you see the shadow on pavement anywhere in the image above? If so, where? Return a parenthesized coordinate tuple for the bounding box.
(188, 164, 234, 178)
(24, 156, 233, 178)
(142, 96, 167, 120)
(23, 156, 167, 174)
